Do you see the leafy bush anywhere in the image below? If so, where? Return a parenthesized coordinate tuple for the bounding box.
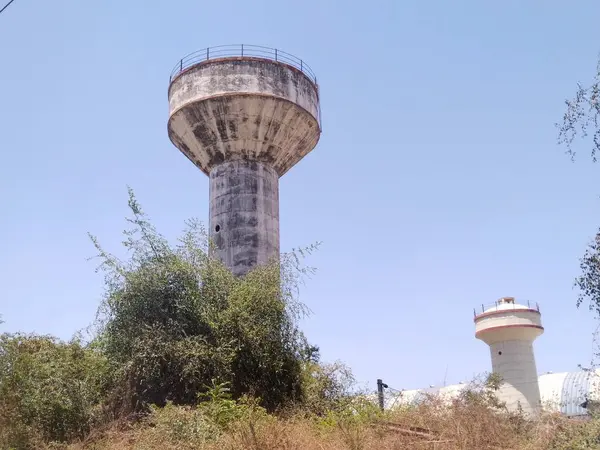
(196, 380, 268, 431)
(0, 333, 109, 448)
(133, 382, 270, 449)
(300, 360, 358, 416)
(141, 402, 216, 448)
(90, 188, 318, 413)
(543, 417, 600, 450)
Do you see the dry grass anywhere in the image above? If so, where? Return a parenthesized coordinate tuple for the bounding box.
(58, 398, 600, 450)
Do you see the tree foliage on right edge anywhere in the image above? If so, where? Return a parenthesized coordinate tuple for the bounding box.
(558, 56, 600, 319)
(575, 233, 600, 319)
(90, 188, 319, 414)
(558, 58, 600, 162)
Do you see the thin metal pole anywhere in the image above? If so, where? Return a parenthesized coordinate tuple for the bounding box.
(275, 49, 278, 61)
(180, 60, 183, 72)
(300, 59, 303, 71)
(207, 48, 209, 60)
(377, 379, 385, 411)
(241, 44, 244, 56)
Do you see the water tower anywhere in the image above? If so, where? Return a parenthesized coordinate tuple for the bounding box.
(167, 45, 321, 276)
(474, 297, 544, 415)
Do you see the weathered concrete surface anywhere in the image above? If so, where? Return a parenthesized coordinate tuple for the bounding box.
(167, 56, 321, 276)
(210, 160, 279, 276)
(167, 58, 321, 176)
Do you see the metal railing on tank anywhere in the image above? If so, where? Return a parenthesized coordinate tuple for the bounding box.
(473, 300, 541, 318)
(169, 44, 319, 87)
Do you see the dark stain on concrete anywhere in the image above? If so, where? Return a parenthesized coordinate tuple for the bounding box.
(227, 119, 238, 139)
(216, 117, 228, 141)
(253, 113, 262, 140)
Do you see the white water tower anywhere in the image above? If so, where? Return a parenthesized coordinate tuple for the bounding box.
(474, 297, 544, 416)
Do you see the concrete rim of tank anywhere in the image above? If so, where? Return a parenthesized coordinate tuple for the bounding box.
(169, 56, 320, 95)
(167, 56, 322, 130)
(168, 45, 318, 83)
(167, 90, 321, 134)
(474, 307, 541, 322)
(475, 323, 545, 336)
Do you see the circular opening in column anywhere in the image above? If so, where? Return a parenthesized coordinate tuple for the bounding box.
(215, 224, 221, 233)
(498, 351, 502, 355)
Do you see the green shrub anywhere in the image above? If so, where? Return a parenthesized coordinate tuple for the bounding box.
(300, 360, 358, 416)
(545, 417, 600, 450)
(0, 333, 109, 448)
(90, 188, 318, 414)
(136, 383, 270, 449)
(142, 402, 216, 448)
(196, 381, 268, 431)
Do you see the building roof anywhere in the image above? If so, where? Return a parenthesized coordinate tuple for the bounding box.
(538, 370, 600, 416)
(388, 369, 600, 417)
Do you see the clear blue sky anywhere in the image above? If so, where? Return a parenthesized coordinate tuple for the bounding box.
(1, 0, 600, 392)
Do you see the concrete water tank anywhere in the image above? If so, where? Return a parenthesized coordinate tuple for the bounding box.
(167, 45, 321, 276)
(474, 297, 544, 416)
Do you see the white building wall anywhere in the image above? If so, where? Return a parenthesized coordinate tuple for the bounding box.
(538, 371, 569, 412)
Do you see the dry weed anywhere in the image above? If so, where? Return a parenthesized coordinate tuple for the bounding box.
(60, 397, 600, 450)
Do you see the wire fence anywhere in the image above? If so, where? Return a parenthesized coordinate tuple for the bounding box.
(474, 299, 540, 317)
(169, 44, 319, 86)
(385, 385, 404, 394)
(383, 384, 406, 410)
